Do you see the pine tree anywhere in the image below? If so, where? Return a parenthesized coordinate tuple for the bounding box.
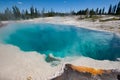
(77, 10, 82, 15)
(12, 6, 21, 19)
(108, 4, 112, 14)
(25, 10, 29, 15)
(85, 8, 89, 17)
(99, 9, 102, 15)
(95, 8, 99, 15)
(102, 7, 105, 15)
(41, 8, 45, 17)
(70, 10, 76, 15)
(21, 10, 25, 19)
(116, 1, 120, 15)
(35, 8, 39, 17)
(25, 10, 30, 19)
(30, 6, 35, 18)
(112, 5, 117, 14)
(4, 8, 13, 20)
(89, 9, 95, 17)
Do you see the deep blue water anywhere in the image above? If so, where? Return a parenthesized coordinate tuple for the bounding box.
(0, 23, 120, 61)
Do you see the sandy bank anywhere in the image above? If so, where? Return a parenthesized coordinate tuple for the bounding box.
(0, 44, 64, 80)
(0, 44, 120, 80)
(1, 16, 120, 34)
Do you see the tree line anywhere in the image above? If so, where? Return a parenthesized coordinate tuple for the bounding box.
(0, 1, 120, 21)
(0, 6, 41, 20)
(76, 1, 120, 17)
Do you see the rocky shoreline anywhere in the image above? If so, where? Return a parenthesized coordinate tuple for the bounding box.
(52, 64, 120, 80)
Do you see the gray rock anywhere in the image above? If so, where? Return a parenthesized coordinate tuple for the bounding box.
(52, 64, 120, 80)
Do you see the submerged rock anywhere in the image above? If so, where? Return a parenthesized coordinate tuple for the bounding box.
(52, 64, 120, 80)
(45, 54, 61, 66)
(45, 54, 60, 62)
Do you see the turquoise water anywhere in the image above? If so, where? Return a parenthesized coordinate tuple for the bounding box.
(0, 23, 120, 60)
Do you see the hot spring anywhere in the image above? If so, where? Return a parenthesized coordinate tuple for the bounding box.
(0, 23, 120, 61)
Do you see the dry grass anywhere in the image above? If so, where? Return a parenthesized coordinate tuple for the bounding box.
(99, 17, 120, 22)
